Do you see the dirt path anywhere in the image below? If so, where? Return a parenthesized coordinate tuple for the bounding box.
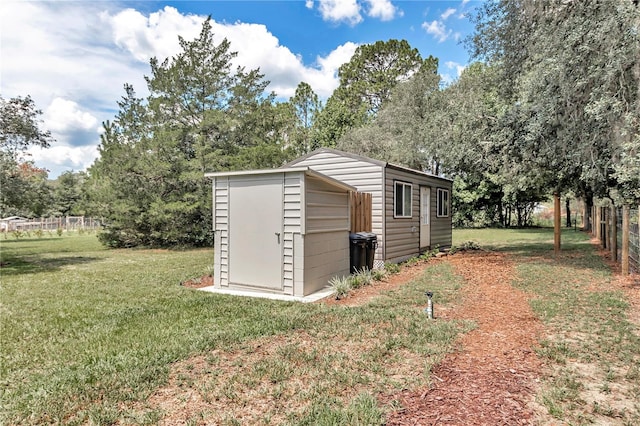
(383, 251, 546, 425)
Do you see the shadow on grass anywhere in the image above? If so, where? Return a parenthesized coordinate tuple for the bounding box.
(467, 228, 611, 275)
(0, 238, 65, 244)
(0, 255, 101, 276)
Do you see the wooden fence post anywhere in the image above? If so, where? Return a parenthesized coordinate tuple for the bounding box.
(622, 205, 630, 275)
(554, 192, 561, 254)
(595, 206, 600, 241)
(610, 206, 617, 263)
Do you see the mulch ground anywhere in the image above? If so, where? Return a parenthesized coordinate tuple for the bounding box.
(377, 251, 545, 425)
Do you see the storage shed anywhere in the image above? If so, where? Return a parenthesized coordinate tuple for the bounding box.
(205, 167, 355, 297)
(285, 148, 453, 266)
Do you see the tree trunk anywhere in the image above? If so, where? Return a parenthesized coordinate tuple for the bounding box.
(621, 205, 629, 275)
(584, 195, 593, 232)
(505, 205, 510, 228)
(554, 193, 561, 254)
(565, 198, 571, 228)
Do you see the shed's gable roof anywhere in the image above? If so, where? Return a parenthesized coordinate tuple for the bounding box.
(284, 147, 452, 182)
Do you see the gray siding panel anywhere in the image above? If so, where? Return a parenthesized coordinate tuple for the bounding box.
(286, 152, 385, 263)
(305, 176, 350, 233)
(384, 168, 452, 262)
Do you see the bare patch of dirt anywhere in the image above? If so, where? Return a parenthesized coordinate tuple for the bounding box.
(181, 275, 213, 289)
(382, 251, 547, 425)
(323, 258, 445, 307)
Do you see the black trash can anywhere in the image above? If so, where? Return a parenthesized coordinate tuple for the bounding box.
(349, 232, 377, 273)
(349, 233, 367, 273)
(363, 232, 378, 270)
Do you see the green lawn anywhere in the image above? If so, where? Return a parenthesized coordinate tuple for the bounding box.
(0, 234, 469, 425)
(2, 229, 638, 425)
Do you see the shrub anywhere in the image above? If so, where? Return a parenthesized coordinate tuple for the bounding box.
(204, 264, 215, 277)
(449, 241, 481, 254)
(383, 262, 401, 275)
(350, 268, 373, 288)
(329, 276, 351, 299)
(371, 268, 387, 281)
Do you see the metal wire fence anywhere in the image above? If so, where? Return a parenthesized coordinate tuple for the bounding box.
(616, 207, 639, 274)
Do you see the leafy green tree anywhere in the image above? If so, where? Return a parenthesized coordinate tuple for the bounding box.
(289, 82, 322, 155)
(0, 95, 54, 217)
(314, 40, 429, 147)
(470, 0, 640, 205)
(88, 19, 293, 247)
(338, 59, 441, 171)
(51, 171, 88, 216)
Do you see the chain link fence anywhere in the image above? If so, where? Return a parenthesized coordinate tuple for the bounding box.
(0, 216, 102, 232)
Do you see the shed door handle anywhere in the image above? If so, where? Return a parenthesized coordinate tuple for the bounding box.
(275, 232, 281, 243)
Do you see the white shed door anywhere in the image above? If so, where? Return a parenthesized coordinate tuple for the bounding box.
(420, 186, 431, 248)
(229, 177, 283, 290)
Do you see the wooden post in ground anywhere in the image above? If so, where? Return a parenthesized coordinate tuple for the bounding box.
(595, 206, 600, 241)
(622, 205, 630, 275)
(610, 205, 617, 262)
(554, 193, 561, 254)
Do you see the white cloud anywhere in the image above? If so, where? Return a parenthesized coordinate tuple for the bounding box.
(461, 0, 471, 5)
(445, 61, 466, 77)
(365, 0, 401, 21)
(440, 8, 456, 20)
(313, 42, 359, 96)
(44, 98, 98, 134)
(440, 60, 466, 86)
(104, 6, 205, 63)
(317, 0, 362, 25)
(422, 20, 452, 43)
(104, 8, 353, 99)
(28, 144, 100, 176)
(306, 0, 314, 8)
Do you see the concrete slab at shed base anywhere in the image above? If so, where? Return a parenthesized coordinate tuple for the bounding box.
(198, 286, 334, 303)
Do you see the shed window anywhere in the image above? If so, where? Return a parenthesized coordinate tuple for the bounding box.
(394, 181, 412, 218)
(437, 188, 450, 217)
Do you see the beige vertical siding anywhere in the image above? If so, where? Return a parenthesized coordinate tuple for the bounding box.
(303, 231, 350, 295)
(430, 185, 453, 249)
(212, 177, 230, 287)
(286, 151, 386, 263)
(283, 172, 303, 295)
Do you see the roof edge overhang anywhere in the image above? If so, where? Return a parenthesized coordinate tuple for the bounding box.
(385, 163, 454, 182)
(205, 167, 357, 192)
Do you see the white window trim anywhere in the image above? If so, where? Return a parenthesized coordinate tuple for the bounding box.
(394, 181, 412, 218)
(437, 188, 450, 218)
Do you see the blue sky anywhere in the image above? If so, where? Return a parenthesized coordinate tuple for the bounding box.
(1, 0, 481, 178)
